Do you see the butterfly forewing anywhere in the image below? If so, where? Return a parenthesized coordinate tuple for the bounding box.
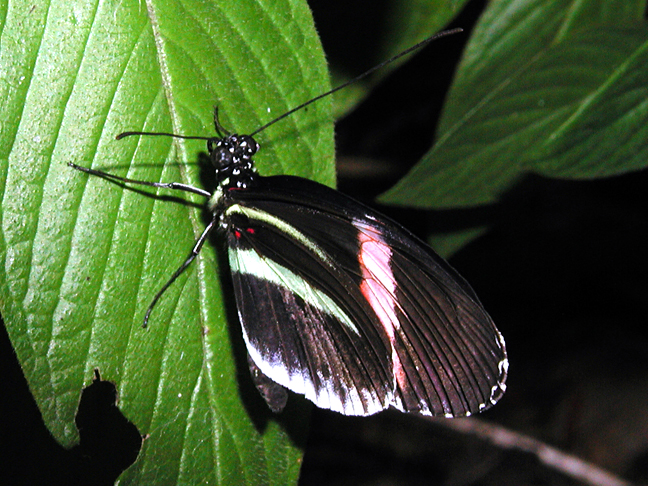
(223, 175, 507, 416)
(382, 227, 506, 416)
(226, 200, 395, 415)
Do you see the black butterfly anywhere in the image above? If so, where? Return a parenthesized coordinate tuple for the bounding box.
(69, 31, 507, 417)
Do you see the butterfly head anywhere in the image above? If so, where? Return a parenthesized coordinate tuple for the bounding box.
(208, 134, 260, 190)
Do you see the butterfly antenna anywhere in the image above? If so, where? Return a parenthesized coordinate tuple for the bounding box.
(249, 28, 462, 137)
(115, 29, 461, 141)
(116, 131, 211, 141)
(116, 108, 231, 140)
(213, 107, 231, 138)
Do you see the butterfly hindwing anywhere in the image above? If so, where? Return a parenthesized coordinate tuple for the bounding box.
(246, 352, 288, 413)
(224, 175, 507, 416)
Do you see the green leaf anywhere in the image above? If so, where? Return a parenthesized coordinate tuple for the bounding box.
(0, 0, 331, 484)
(381, 0, 648, 208)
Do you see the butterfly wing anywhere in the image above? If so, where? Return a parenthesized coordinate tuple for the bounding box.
(356, 220, 508, 416)
(224, 175, 507, 416)
(226, 200, 395, 416)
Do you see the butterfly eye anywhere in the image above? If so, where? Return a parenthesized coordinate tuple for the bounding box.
(239, 135, 260, 157)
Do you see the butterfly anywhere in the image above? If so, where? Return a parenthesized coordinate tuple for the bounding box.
(69, 30, 507, 417)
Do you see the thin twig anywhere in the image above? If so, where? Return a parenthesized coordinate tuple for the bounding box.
(435, 417, 638, 486)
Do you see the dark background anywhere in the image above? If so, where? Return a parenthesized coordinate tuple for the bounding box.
(3, 0, 648, 484)
(304, 0, 648, 484)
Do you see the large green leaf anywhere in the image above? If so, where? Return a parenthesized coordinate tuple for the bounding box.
(0, 0, 331, 484)
(382, 0, 648, 208)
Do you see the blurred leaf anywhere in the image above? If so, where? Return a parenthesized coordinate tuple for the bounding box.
(330, 0, 470, 117)
(381, 0, 648, 208)
(428, 226, 488, 259)
(379, 0, 470, 58)
(0, 0, 331, 484)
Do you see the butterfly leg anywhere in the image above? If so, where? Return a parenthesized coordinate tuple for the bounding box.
(142, 217, 218, 327)
(68, 162, 211, 197)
